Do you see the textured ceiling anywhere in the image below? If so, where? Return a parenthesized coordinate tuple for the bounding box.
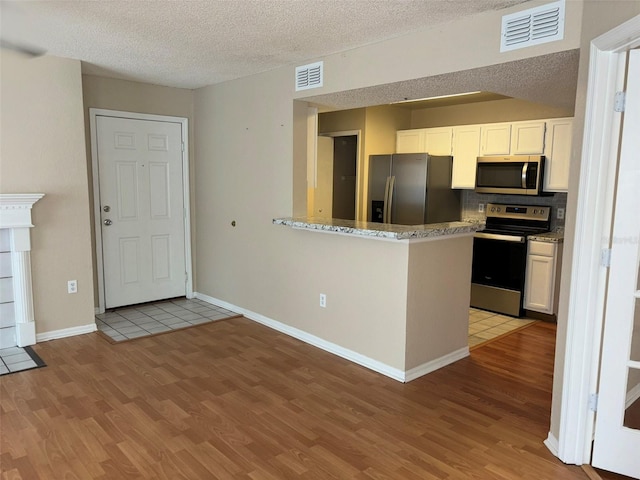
(303, 49, 580, 113)
(1, 0, 530, 89)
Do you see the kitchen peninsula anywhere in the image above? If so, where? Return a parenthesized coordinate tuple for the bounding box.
(273, 216, 481, 382)
(274, 217, 479, 240)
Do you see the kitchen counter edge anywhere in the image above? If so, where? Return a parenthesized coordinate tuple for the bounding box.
(273, 217, 482, 240)
(529, 231, 565, 243)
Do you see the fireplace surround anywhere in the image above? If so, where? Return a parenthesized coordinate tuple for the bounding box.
(0, 193, 44, 347)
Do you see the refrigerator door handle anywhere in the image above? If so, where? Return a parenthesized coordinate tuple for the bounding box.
(383, 176, 391, 223)
(386, 176, 396, 223)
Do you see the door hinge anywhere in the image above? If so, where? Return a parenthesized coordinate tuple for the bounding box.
(614, 91, 626, 112)
(589, 393, 598, 412)
(601, 248, 612, 268)
(181, 142, 185, 152)
(185, 272, 188, 284)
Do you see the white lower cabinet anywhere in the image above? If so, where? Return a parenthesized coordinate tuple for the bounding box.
(524, 240, 563, 315)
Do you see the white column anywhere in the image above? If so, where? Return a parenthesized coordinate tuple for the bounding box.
(11, 228, 35, 346)
(0, 194, 44, 347)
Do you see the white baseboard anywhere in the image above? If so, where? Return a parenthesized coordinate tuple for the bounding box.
(544, 432, 560, 457)
(36, 323, 97, 342)
(626, 382, 640, 409)
(404, 347, 470, 382)
(195, 292, 468, 383)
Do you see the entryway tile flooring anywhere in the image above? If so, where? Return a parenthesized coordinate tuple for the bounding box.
(469, 307, 537, 349)
(96, 297, 239, 343)
(0, 345, 46, 376)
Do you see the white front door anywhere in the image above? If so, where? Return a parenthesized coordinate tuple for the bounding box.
(591, 49, 640, 479)
(96, 115, 186, 309)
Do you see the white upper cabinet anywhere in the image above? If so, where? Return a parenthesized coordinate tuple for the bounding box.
(396, 129, 426, 153)
(511, 121, 546, 154)
(452, 125, 481, 189)
(543, 118, 573, 192)
(396, 117, 573, 190)
(480, 123, 511, 155)
(396, 127, 453, 155)
(423, 127, 453, 155)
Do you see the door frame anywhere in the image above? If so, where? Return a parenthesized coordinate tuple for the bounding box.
(318, 130, 362, 220)
(89, 108, 193, 314)
(551, 14, 640, 465)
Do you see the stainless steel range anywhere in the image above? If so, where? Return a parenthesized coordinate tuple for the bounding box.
(471, 203, 551, 317)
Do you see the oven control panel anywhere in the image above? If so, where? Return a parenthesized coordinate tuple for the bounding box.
(486, 203, 551, 221)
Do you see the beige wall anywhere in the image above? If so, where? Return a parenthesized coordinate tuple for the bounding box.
(318, 105, 411, 220)
(318, 108, 365, 133)
(294, 1, 583, 99)
(192, 2, 585, 374)
(405, 236, 473, 370)
(81, 75, 195, 302)
(550, 1, 640, 441)
(410, 98, 573, 128)
(0, 51, 94, 334)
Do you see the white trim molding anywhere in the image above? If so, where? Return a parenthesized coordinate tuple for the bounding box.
(404, 347, 470, 382)
(545, 432, 560, 457)
(36, 323, 97, 343)
(0, 193, 44, 347)
(195, 292, 467, 383)
(555, 14, 640, 465)
(89, 109, 192, 314)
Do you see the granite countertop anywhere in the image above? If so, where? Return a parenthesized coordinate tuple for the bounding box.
(273, 217, 482, 240)
(529, 229, 565, 243)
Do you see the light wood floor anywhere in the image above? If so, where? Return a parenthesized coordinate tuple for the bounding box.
(0, 317, 629, 479)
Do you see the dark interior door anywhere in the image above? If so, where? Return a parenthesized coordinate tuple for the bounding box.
(332, 135, 357, 220)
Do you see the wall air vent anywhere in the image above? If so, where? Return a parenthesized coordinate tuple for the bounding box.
(295, 61, 323, 91)
(500, 0, 565, 52)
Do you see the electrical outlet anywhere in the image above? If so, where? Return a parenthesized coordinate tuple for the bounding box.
(319, 293, 327, 308)
(557, 208, 565, 220)
(478, 203, 485, 213)
(67, 280, 77, 294)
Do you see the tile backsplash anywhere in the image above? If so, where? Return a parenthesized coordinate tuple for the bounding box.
(461, 191, 567, 231)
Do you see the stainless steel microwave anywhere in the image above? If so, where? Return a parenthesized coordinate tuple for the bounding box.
(475, 155, 545, 196)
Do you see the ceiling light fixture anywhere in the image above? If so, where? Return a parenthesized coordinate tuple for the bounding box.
(391, 91, 482, 104)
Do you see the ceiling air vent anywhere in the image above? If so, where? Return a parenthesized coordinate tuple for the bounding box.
(295, 61, 323, 92)
(500, 0, 565, 52)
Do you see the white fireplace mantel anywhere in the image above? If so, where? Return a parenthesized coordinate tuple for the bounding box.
(0, 193, 44, 347)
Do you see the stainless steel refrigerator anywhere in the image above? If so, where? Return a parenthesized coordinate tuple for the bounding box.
(368, 154, 461, 225)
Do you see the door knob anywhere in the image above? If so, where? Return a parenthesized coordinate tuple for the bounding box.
(103, 219, 112, 226)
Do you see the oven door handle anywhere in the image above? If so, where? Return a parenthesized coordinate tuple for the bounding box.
(475, 232, 525, 243)
(521, 162, 528, 189)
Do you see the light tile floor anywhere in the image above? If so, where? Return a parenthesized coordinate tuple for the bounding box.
(96, 297, 238, 343)
(468, 307, 536, 349)
(0, 346, 45, 375)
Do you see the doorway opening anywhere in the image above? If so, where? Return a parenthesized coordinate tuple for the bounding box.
(311, 130, 360, 221)
(89, 109, 193, 314)
(331, 135, 358, 220)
